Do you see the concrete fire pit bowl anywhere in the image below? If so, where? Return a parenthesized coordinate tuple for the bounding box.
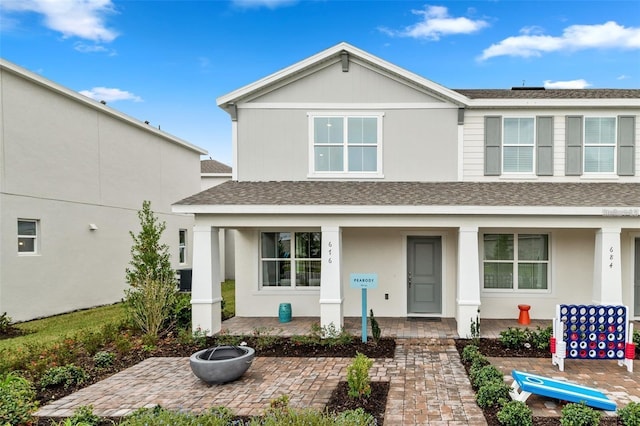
(189, 345, 255, 385)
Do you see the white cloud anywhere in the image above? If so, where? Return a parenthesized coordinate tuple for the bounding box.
(617, 74, 630, 80)
(480, 21, 640, 60)
(543, 79, 591, 89)
(382, 5, 489, 40)
(231, 0, 297, 9)
(1, 0, 118, 42)
(79, 87, 142, 103)
(74, 41, 116, 55)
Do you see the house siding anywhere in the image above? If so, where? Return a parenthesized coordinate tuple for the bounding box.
(463, 109, 640, 181)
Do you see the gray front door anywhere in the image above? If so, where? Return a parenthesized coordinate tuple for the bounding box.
(407, 236, 442, 314)
(635, 238, 640, 317)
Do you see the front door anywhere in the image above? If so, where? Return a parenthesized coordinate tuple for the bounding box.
(407, 236, 442, 314)
(635, 238, 640, 317)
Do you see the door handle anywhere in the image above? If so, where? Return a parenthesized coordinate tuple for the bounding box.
(408, 272, 412, 287)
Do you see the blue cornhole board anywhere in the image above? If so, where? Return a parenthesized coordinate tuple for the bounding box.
(510, 370, 616, 411)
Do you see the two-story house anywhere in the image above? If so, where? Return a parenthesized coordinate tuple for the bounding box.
(0, 59, 207, 322)
(174, 43, 640, 337)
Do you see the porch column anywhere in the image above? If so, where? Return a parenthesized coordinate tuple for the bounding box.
(191, 225, 222, 335)
(456, 226, 482, 338)
(320, 226, 343, 329)
(593, 227, 623, 305)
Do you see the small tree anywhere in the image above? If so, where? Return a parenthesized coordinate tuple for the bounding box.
(124, 201, 177, 342)
(125, 200, 175, 287)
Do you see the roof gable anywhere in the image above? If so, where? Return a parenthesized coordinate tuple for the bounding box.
(217, 42, 469, 111)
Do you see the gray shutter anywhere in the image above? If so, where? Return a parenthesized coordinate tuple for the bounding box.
(565, 116, 583, 176)
(536, 116, 554, 176)
(618, 116, 635, 176)
(484, 116, 501, 176)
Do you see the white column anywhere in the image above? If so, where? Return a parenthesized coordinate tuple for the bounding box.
(593, 227, 623, 305)
(320, 226, 343, 329)
(457, 226, 482, 338)
(191, 226, 222, 335)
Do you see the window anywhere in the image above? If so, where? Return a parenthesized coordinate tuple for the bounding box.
(310, 113, 383, 176)
(483, 233, 549, 291)
(503, 118, 535, 173)
(18, 219, 38, 254)
(178, 229, 187, 264)
(584, 117, 616, 173)
(261, 232, 321, 288)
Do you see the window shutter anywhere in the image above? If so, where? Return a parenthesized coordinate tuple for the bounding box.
(617, 115, 635, 176)
(565, 116, 583, 176)
(536, 116, 554, 176)
(484, 116, 501, 176)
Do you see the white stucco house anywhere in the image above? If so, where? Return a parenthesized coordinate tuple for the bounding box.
(173, 42, 640, 338)
(0, 59, 207, 322)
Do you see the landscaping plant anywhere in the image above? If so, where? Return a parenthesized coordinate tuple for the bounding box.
(618, 401, 640, 426)
(40, 364, 88, 390)
(560, 402, 601, 426)
(0, 312, 12, 334)
(369, 309, 381, 342)
(0, 372, 38, 426)
(346, 352, 373, 398)
(497, 400, 533, 426)
(461, 344, 483, 364)
(475, 381, 511, 409)
(124, 201, 178, 342)
(93, 351, 116, 369)
(54, 405, 102, 426)
(470, 364, 504, 389)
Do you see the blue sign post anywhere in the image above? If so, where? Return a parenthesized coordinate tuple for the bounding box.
(350, 273, 378, 343)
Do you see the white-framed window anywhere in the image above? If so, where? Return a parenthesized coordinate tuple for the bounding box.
(18, 219, 38, 254)
(503, 117, 535, 173)
(178, 229, 187, 264)
(584, 117, 616, 173)
(483, 233, 549, 291)
(260, 231, 321, 288)
(309, 112, 383, 177)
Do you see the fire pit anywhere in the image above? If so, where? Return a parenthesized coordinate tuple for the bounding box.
(189, 345, 255, 385)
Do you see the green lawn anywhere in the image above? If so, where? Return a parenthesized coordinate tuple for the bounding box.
(222, 280, 235, 319)
(0, 303, 127, 352)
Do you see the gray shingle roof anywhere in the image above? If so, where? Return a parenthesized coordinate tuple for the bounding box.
(454, 89, 640, 99)
(201, 159, 232, 174)
(176, 181, 640, 208)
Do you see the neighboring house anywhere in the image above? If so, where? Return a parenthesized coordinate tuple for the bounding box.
(173, 42, 640, 337)
(0, 59, 207, 322)
(201, 158, 232, 191)
(200, 159, 235, 280)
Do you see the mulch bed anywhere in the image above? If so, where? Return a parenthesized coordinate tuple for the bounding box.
(326, 381, 390, 426)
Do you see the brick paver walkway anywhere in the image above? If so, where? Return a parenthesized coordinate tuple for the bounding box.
(36, 338, 486, 425)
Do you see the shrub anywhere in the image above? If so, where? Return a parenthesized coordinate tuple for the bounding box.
(121, 405, 233, 426)
(212, 329, 243, 346)
(497, 400, 533, 426)
(468, 357, 491, 385)
(560, 402, 601, 426)
(470, 364, 504, 389)
(461, 344, 481, 364)
(76, 329, 105, 356)
(56, 405, 101, 426)
(251, 327, 281, 350)
(369, 309, 381, 342)
(346, 352, 373, 398)
(93, 351, 116, 369)
(40, 364, 88, 389)
(0, 312, 12, 334)
(334, 408, 377, 425)
(475, 381, 510, 409)
(170, 292, 192, 331)
(499, 327, 529, 349)
(618, 402, 640, 426)
(124, 276, 176, 344)
(531, 325, 553, 350)
(0, 372, 38, 425)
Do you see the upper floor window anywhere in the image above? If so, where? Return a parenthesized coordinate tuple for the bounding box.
(584, 117, 616, 173)
(18, 219, 38, 254)
(483, 233, 549, 291)
(565, 115, 635, 177)
(261, 231, 321, 288)
(309, 113, 383, 178)
(178, 229, 187, 264)
(503, 118, 535, 173)
(485, 116, 553, 177)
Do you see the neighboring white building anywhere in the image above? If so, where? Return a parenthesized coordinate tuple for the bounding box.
(0, 59, 207, 322)
(174, 42, 640, 337)
(201, 158, 232, 191)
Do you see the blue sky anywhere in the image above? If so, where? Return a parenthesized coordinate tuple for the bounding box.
(1, 0, 639, 164)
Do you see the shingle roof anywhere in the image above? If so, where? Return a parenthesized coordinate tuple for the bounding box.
(201, 159, 232, 174)
(454, 89, 640, 99)
(176, 181, 640, 208)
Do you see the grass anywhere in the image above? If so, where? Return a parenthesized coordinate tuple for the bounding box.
(222, 279, 236, 318)
(0, 303, 126, 352)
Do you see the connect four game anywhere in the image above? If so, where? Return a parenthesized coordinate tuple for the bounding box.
(551, 304, 635, 372)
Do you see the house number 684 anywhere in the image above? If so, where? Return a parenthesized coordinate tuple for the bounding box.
(609, 246, 614, 269)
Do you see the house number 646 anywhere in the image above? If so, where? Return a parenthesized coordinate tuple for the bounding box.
(328, 241, 333, 263)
